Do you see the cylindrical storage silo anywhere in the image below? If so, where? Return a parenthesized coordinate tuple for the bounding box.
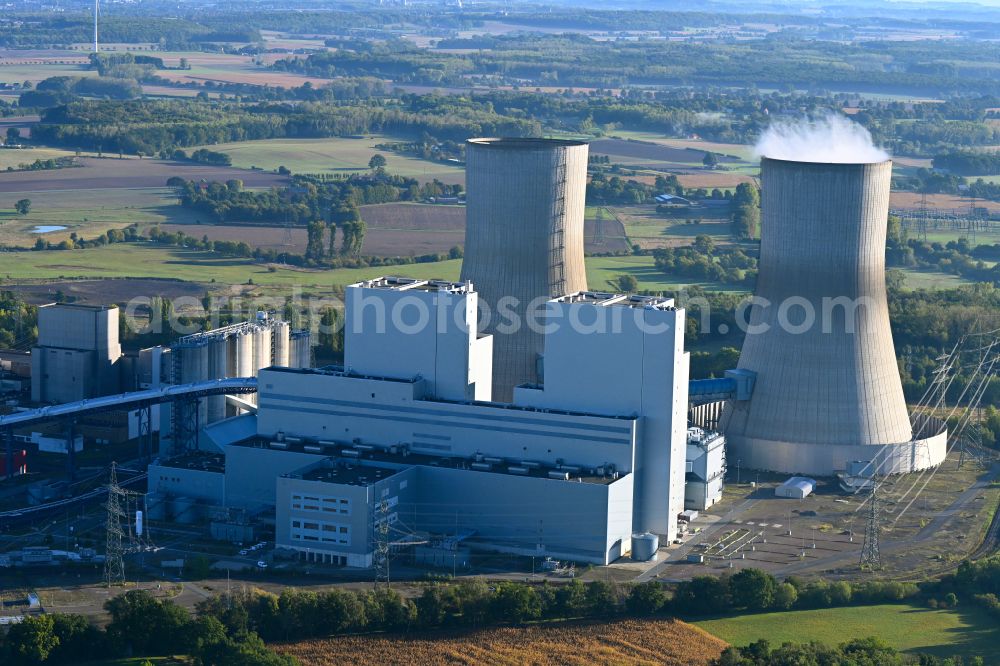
(236, 331, 254, 377)
(176, 341, 210, 428)
(206, 337, 228, 422)
(721, 157, 940, 476)
(290, 330, 311, 369)
(272, 321, 290, 367)
(631, 533, 659, 562)
(460, 138, 589, 401)
(253, 327, 272, 374)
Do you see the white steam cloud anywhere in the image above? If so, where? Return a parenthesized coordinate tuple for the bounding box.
(753, 114, 889, 164)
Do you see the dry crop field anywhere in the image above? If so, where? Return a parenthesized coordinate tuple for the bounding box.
(276, 618, 727, 666)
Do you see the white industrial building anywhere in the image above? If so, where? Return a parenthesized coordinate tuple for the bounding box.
(685, 427, 726, 511)
(133, 314, 310, 456)
(31, 304, 122, 403)
(149, 277, 690, 566)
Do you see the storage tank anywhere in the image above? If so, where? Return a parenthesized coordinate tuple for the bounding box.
(631, 533, 659, 562)
(176, 341, 209, 427)
(290, 330, 311, 369)
(253, 327, 272, 374)
(171, 496, 199, 525)
(272, 321, 290, 367)
(235, 331, 254, 377)
(145, 492, 168, 521)
(206, 338, 228, 422)
(460, 137, 589, 401)
(721, 157, 943, 475)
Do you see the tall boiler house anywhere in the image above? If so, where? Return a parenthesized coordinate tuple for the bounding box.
(460, 138, 589, 401)
(722, 157, 946, 475)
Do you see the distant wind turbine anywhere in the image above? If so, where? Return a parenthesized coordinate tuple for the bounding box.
(93, 0, 100, 54)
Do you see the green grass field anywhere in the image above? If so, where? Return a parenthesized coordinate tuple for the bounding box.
(0, 62, 94, 85)
(190, 137, 465, 183)
(0, 243, 462, 290)
(0, 147, 78, 170)
(585, 254, 744, 294)
(0, 187, 203, 248)
(694, 604, 997, 660)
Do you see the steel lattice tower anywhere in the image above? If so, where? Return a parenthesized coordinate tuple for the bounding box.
(104, 462, 127, 587)
(860, 482, 881, 570)
(373, 498, 390, 589)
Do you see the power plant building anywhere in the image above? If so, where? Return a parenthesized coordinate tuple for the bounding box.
(154, 278, 690, 566)
(460, 138, 589, 401)
(721, 157, 947, 475)
(31, 304, 122, 403)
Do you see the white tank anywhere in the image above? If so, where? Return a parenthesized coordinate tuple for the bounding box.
(290, 330, 311, 368)
(236, 332, 254, 378)
(272, 321, 290, 367)
(206, 338, 228, 422)
(253, 327, 272, 373)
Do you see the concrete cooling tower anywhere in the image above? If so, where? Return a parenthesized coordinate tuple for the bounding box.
(460, 138, 589, 401)
(721, 157, 947, 476)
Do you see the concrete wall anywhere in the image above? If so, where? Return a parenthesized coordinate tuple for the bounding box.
(723, 158, 923, 475)
(515, 298, 689, 538)
(256, 368, 637, 473)
(276, 463, 418, 568)
(412, 466, 633, 565)
(222, 443, 325, 511)
(148, 465, 225, 505)
(460, 138, 589, 401)
(33, 304, 122, 402)
(37, 304, 120, 356)
(31, 348, 94, 403)
(345, 284, 490, 402)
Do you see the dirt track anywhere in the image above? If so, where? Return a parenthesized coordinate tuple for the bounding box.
(0, 157, 288, 193)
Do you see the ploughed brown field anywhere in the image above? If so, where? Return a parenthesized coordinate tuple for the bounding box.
(275, 618, 728, 666)
(0, 157, 288, 193)
(162, 202, 631, 257)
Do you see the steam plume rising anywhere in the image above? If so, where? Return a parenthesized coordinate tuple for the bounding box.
(753, 114, 889, 164)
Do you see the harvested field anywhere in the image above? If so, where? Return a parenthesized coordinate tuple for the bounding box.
(276, 618, 727, 666)
(890, 191, 1000, 212)
(3, 278, 206, 305)
(676, 172, 756, 189)
(0, 157, 288, 193)
(590, 138, 707, 163)
(161, 202, 629, 256)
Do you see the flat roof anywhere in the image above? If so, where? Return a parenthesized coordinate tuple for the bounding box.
(298, 460, 402, 487)
(249, 435, 620, 486)
(38, 303, 117, 312)
(350, 276, 472, 294)
(155, 452, 225, 474)
(554, 291, 675, 310)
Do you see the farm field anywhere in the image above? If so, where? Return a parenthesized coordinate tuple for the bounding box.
(0, 59, 93, 85)
(161, 202, 629, 256)
(276, 618, 727, 666)
(0, 243, 463, 291)
(611, 204, 734, 250)
(694, 604, 998, 661)
(0, 157, 288, 194)
(0, 187, 211, 248)
(0, 146, 77, 170)
(189, 136, 466, 184)
(610, 130, 757, 161)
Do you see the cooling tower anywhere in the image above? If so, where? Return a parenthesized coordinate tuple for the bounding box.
(460, 137, 589, 401)
(722, 157, 946, 476)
